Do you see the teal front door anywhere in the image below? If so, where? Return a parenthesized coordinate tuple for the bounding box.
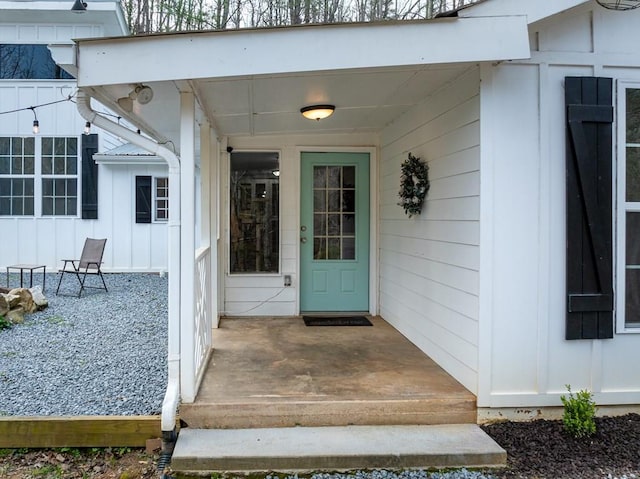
(300, 152, 370, 312)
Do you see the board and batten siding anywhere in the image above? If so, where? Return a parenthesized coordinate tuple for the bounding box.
(379, 67, 481, 394)
(478, 3, 640, 408)
(0, 82, 169, 272)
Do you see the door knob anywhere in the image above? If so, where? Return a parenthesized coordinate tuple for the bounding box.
(300, 237, 307, 243)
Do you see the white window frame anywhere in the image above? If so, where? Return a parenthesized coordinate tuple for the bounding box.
(616, 80, 640, 333)
(154, 176, 169, 222)
(40, 136, 80, 217)
(227, 149, 282, 276)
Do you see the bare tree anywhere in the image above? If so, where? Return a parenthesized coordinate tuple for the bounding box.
(120, 0, 478, 33)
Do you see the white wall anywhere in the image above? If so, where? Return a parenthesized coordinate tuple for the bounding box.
(378, 67, 481, 394)
(478, 3, 640, 408)
(220, 133, 378, 316)
(0, 19, 168, 273)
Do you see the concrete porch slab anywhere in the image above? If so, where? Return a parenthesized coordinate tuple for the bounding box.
(179, 317, 476, 429)
(170, 424, 507, 473)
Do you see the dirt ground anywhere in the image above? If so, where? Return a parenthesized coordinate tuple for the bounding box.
(0, 447, 160, 479)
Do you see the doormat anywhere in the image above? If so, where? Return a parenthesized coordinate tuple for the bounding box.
(303, 316, 373, 326)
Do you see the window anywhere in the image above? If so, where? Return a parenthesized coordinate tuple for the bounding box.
(0, 136, 78, 217)
(155, 177, 169, 221)
(135, 175, 168, 223)
(0, 44, 74, 80)
(42, 137, 77, 216)
(229, 152, 279, 273)
(0, 137, 35, 215)
(617, 85, 640, 331)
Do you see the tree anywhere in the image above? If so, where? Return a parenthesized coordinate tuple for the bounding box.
(119, 0, 479, 33)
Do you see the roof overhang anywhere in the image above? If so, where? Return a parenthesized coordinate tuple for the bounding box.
(74, 16, 530, 88)
(57, 15, 532, 140)
(93, 142, 165, 165)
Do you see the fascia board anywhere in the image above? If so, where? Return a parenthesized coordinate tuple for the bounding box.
(459, 0, 589, 24)
(93, 154, 164, 165)
(75, 16, 530, 87)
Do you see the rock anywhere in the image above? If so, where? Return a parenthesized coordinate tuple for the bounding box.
(6, 306, 25, 324)
(8, 288, 36, 314)
(30, 285, 48, 311)
(0, 295, 8, 317)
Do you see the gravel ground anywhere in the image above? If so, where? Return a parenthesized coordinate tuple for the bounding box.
(0, 272, 167, 416)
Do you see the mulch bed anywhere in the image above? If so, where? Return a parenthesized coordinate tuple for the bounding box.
(482, 413, 640, 478)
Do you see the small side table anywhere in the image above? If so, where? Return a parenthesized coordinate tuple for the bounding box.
(6, 264, 46, 292)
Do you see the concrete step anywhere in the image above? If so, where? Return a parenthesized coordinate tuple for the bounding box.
(170, 424, 506, 474)
(179, 397, 477, 429)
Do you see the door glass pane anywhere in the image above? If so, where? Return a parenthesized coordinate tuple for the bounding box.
(314, 166, 326, 188)
(314, 238, 326, 260)
(328, 166, 340, 188)
(314, 213, 326, 235)
(342, 238, 355, 260)
(312, 164, 357, 261)
(327, 214, 340, 236)
(328, 191, 340, 212)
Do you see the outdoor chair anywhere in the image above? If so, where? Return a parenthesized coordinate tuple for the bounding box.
(56, 238, 108, 297)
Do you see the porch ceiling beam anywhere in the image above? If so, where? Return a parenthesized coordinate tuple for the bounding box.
(75, 16, 530, 87)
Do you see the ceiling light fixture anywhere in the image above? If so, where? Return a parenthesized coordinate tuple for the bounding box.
(71, 0, 87, 12)
(300, 104, 335, 121)
(595, 0, 640, 9)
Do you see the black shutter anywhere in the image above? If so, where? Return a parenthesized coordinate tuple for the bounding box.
(565, 76, 614, 340)
(81, 133, 99, 219)
(135, 175, 152, 224)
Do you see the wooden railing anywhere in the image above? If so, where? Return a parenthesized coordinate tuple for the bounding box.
(193, 246, 212, 392)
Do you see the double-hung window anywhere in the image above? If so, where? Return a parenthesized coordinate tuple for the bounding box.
(41, 137, 78, 216)
(0, 136, 79, 217)
(617, 83, 640, 331)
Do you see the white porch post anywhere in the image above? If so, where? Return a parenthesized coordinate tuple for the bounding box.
(201, 123, 220, 328)
(179, 90, 197, 403)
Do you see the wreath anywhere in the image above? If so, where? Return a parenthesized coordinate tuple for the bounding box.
(398, 152, 429, 218)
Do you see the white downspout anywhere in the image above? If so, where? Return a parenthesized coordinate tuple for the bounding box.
(76, 90, 182, 434)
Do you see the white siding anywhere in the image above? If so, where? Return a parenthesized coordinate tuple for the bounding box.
(0, 87, 169, 273)
(220, 133, 377, 317)
(378, 67, 481, 394)
(0, 14, 165, 273)
(0, 24, 104, 43)
(478, 4, 640, 408)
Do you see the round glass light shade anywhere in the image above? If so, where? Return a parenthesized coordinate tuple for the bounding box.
(300, 105, 335, 120)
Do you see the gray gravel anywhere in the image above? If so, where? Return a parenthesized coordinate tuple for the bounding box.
(0, 273, 167, 416)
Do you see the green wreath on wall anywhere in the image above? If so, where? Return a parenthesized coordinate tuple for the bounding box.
(398, 152, 430, 218)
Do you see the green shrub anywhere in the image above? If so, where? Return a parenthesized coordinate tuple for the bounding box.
(561, 384, 596, 438)
(0, 315, 11, 331)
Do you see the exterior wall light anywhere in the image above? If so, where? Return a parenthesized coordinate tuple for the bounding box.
(300, 105, 335, 121)
(71, 0, 87, 12)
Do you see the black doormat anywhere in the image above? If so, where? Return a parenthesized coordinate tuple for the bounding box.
(303, 316, 373, 326)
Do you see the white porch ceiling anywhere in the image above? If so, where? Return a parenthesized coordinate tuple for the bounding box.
(71, 16, 530, 143)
